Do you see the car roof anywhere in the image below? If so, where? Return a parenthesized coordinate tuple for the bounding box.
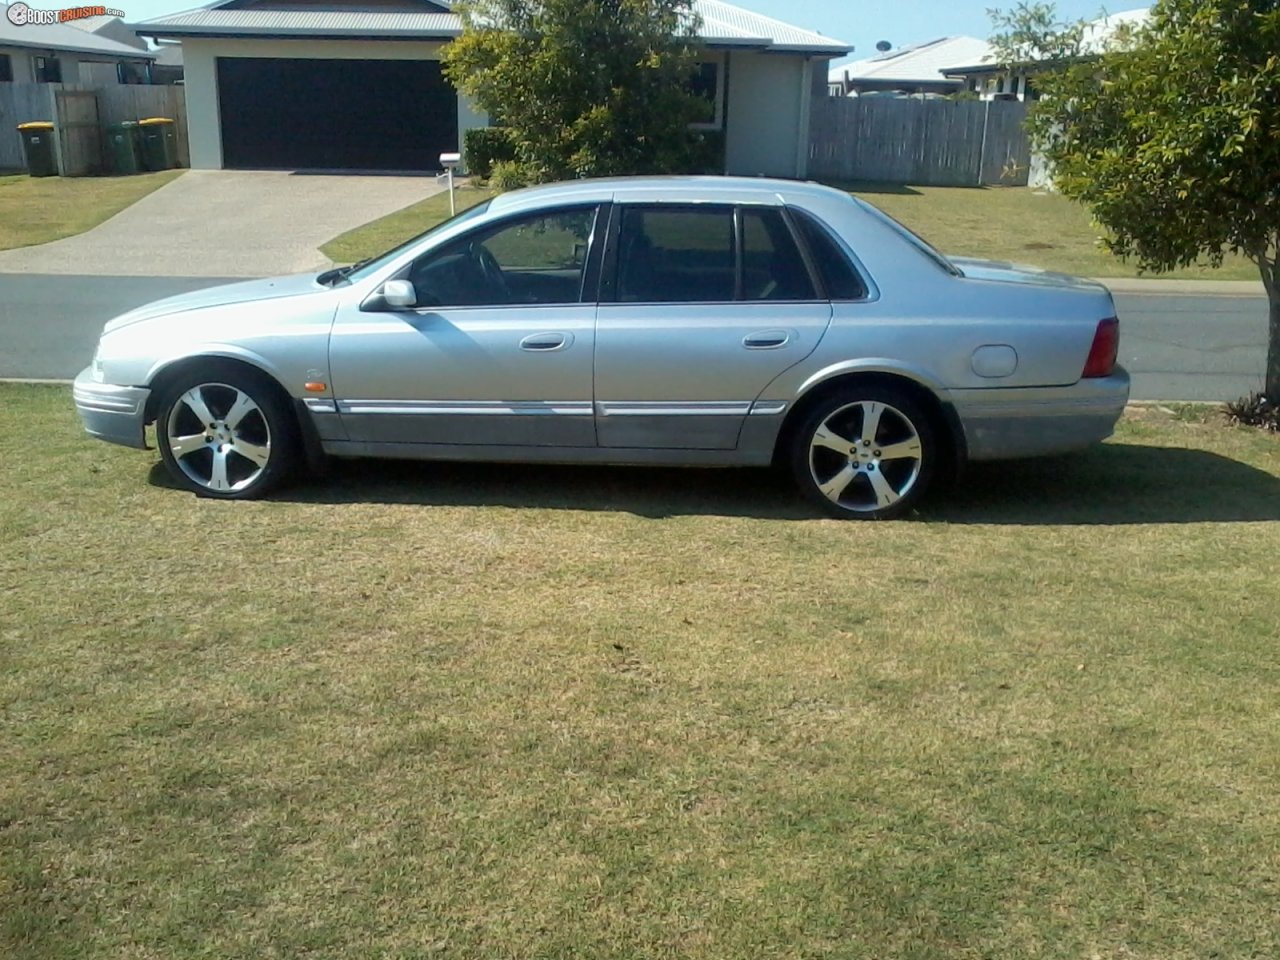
(487, 176, 853, 214)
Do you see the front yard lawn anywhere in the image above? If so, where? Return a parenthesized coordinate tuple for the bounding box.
(849, 181, 1260, 282)
(2, 384, 1279, 960)
(320, 179, 1259, 283)
(0, 171, 185, 252)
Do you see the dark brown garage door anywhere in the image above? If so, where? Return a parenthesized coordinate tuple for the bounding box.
(217, 57, 458, 171)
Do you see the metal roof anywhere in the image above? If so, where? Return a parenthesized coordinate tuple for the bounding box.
(942, 7, 1150, 73)
(138, 0, 849, 54)
(0, 3, 157, 57)
(830, 37, 992, 86)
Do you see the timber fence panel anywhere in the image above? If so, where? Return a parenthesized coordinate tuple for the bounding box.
(0, 83, 55, 169)
(809, 97, 1031, 187)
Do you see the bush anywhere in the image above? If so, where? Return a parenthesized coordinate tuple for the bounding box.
(1225, 392, 1280, 432)
(489, 160, 529, 193)
(463, 127, 517, 180)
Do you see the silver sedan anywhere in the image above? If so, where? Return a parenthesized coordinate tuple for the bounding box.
(74, 176, 1128, 519)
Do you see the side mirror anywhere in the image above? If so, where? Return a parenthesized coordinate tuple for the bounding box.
(381, 279, 417, 309)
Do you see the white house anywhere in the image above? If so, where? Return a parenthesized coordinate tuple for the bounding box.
(828, 36, 991, 98)
(0, 3, 155, 87)
(943, 8, 1150, 101)
(134, 0, 848, 177)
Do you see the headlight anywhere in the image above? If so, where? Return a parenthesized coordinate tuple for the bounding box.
(90, 348, 105, 383)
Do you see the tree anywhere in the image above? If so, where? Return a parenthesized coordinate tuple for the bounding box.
(1025, 0, 1280, 400)
(987, 1, 1089, 69)
(443, 0, 707, 186)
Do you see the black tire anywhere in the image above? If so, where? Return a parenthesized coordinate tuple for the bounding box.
(154, 361, 299, 499)
(790, 384, 937, 520)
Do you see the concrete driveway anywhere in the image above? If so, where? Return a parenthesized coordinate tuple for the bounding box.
(0, 170, 445, 278)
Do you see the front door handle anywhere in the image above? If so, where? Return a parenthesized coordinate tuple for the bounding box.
(520, 332, 572, 352)
(743, 330, 791, 349)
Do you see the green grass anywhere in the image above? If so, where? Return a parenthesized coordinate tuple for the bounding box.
(845, 181, 1260, 281)
(320, 183, 495, 264)
(0, 170, 185, 251)
(3, 384, 1280, 959)
(320, 179, 1261, 282)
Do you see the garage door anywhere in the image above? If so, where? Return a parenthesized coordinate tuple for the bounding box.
(217, 58, 458, 171)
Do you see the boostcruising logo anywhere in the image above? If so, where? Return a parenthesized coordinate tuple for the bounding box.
(7, 2, 125, 25)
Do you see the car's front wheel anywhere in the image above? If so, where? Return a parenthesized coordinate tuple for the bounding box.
(791, 385, 936, 520)
(155, 363, 297, 499)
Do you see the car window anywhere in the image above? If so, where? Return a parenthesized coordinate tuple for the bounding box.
(790, 209, 868, 300)
(405, 206, 598, 308)
(741, 208, 817, 301)
(343, 199, 492, 284)
(617, 206, 735, 303)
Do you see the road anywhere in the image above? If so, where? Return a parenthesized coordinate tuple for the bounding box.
(0, 274, 1269, 401)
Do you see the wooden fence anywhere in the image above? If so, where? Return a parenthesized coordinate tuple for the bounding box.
(0, 82, 187, 174)
(808, 97, 1032, 187)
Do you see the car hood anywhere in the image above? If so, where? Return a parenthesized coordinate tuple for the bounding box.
(949, 256, 1108, 292)
(103, 273, 332, 333)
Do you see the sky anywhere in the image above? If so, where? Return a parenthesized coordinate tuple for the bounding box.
(97, 0, 1149, 68)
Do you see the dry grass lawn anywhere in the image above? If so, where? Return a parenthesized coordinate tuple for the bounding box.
(0, 171, 184, 252)
(2, 385, 1279, 959)
(319, 179, 1260, 283)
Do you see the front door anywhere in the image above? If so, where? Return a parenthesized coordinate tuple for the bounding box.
(329, 205, 602, 448)
(594, 204, 832, 449)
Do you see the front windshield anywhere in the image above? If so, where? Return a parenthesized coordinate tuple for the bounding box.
(851, 197, 962, 277)
(334, 199, 494, 284)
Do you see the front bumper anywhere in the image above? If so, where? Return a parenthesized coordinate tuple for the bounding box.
(73, 366, 150, 450)
(952, 368, 1131, 461)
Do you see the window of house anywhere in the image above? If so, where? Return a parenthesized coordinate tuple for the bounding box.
(0, 55, 13, 83)
(996, 75, 1006, 94)
(404, 206, 599, 308)
(614, 205, 818, 304)
(34, 56, 62, 84)
(688, 59, 723, 129)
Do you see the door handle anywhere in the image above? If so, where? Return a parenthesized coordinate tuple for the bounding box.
(743, 330, 791, 349)
(520, 332, 572, 351)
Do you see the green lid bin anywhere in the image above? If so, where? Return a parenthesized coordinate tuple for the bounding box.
(137, 117, 176, 170)
(104, 121, 141, 175)
(16, 121, 57, 178)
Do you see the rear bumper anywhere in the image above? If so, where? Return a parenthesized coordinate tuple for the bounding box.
(952, 368, 1130, 461)
(73, 367, 150, 450)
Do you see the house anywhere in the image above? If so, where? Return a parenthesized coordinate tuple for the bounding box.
(133, 0, 848, 176)
(150, 42, 184, 86)
(0, 4, 156, 86)
(943, 8, 1150, 101)
(828, 36, 991, 98)
(63, 14, 148, 52)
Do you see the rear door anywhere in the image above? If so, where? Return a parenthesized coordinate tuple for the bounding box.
(593, 203, 832, 449)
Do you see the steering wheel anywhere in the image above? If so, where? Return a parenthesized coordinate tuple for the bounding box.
(470, 243, 510, 303)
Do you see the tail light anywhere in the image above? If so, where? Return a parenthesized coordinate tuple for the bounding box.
(1082, 318, 1119, 378)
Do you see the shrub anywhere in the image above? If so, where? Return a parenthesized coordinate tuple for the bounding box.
(463, 127, 517, 180)
(1225, 392, 1280, 433)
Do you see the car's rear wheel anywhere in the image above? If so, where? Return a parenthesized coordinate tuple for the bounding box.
(791, 385, 936, 520)
(155, 363, 297, 499)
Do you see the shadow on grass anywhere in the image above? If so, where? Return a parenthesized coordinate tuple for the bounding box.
(147, 441, 1280, 525)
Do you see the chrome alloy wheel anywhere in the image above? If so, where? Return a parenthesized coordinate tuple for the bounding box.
(165, 382, 272, 494)
(807, 400, 924, 514)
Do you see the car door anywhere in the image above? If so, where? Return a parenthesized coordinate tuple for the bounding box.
(328, 204, 603, 447)
(593, 203, 833, 449)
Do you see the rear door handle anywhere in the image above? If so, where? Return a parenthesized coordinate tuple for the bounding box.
(520, 332, 572, 352)
(743, 330, 791, 349)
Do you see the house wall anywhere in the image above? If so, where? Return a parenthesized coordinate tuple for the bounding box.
(723, 50, 813, 178)
(0, 45, 149, 86)
(181, 37, 487, 170)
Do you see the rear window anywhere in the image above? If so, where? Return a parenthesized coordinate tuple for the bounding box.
(790, 209, 867, 300)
